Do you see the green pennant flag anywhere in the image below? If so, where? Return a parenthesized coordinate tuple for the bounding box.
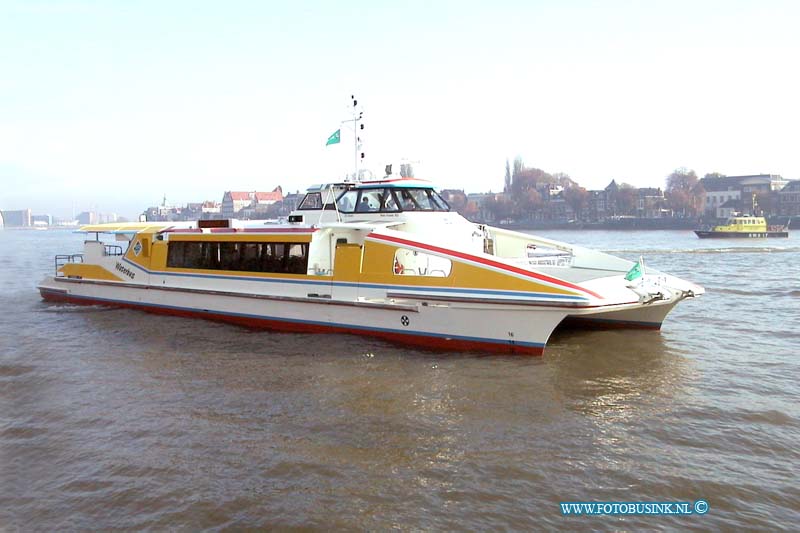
(624, 257, 644, 281)
(325, 129, 341, 146)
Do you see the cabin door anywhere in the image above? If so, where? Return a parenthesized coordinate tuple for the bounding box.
(329, 231, 361, 302)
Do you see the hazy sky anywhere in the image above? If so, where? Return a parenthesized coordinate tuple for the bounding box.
(2, 0, 799, 219)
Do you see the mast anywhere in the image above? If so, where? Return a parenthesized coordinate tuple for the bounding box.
(342, 95, 364, 181)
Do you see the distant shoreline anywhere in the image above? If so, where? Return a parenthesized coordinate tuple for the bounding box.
(481, 216, 792, 231)
(479, 219, 699, 231)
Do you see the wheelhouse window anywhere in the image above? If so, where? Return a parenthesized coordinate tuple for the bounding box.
(336, 187, 450, 213)
(298, 188, 342, 210)
(167, 241, 309, 274)
(298, 192, 322, 210)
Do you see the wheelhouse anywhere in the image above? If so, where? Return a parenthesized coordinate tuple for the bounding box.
(716, 216, 768, 231)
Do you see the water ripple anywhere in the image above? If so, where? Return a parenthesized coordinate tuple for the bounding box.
(1, 228, 798, 530)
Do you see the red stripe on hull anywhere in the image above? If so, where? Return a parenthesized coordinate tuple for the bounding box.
(39, 290, 544, 356)
(369, 233, 602, 299)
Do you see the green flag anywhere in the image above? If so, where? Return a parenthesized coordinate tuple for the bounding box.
(325, 129, 341, 146)
(625, 257, 644, 281)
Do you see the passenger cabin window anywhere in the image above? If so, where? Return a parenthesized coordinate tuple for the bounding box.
(167, 241, 309, 274)
(336, 188, 450, 213)
(393, 248, 452, 277)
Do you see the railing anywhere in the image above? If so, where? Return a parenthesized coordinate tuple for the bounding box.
(104, 244, 124, 256)
(55, 254, 84, 277)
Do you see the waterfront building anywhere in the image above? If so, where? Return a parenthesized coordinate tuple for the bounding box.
(76, 212, 97, 225)
(221, 192, 253, 218)
(636, 188, 668, 218)
(280, 193, 304, 215)
(184, 201, 221, 220)
(702, 174, 787, 217)
(201, 201, 221, 218)
(221, 187, 283, 219)
(1, 209, 32, 227)
(717, 198, 745, 219)
(31, 214, 52, 226)
(777, 180, 800, 217)
(586, 181, 619, 221)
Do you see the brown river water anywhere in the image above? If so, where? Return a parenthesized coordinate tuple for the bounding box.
(1, 229, 798, 531)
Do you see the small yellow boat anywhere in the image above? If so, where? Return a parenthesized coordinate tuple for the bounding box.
(695, 195, 789, 238)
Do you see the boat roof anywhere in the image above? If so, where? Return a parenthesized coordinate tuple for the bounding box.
(305, 177, 435, 192)
(355, 177, 435, 189)
(77, 222, 184, 234)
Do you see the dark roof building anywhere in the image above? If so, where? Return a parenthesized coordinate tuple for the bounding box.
(701, 174, 787, 193)
(778, 180, 800, 216)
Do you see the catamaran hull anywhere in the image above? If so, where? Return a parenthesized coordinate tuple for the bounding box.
(561, 299, 681, 330)
(38, 277, 572, 355)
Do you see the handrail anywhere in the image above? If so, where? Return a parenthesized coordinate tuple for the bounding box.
(54, 254, 84, 277)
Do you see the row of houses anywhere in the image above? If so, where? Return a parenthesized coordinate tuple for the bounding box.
(142, 173, 800, 224)
(443, 174, 800, 223)
(143, 187, 304, 222)
(443, 180, 672, 223)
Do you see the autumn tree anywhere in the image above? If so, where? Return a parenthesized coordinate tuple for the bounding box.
(512, 156, 524, 182)
(553, 172, 577, 189)
(512, 167, 551, 193)
(564, 186, 589, 220)
(511, 167, 552, 218)
(666, 168, 705, 217)
(462, 200, 480, 220)
(517, 188, 543, 218)
(616, 183, 638, 215)
(484, 195, 515, 222)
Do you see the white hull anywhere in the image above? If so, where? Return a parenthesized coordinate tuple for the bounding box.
(39, 276, 571, 355)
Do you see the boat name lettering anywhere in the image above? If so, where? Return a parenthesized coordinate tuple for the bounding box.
(116, 262, 135, 279)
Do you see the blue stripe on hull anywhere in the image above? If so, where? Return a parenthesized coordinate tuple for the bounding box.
(39, 287, 546, 350)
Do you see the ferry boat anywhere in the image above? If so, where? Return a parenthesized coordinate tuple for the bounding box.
(694, 215, 789, 239)
(695, 193, 789, 239)
(38, 174, 704, 355)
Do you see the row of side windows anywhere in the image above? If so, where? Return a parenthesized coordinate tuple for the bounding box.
(166, 241, 309, 274)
